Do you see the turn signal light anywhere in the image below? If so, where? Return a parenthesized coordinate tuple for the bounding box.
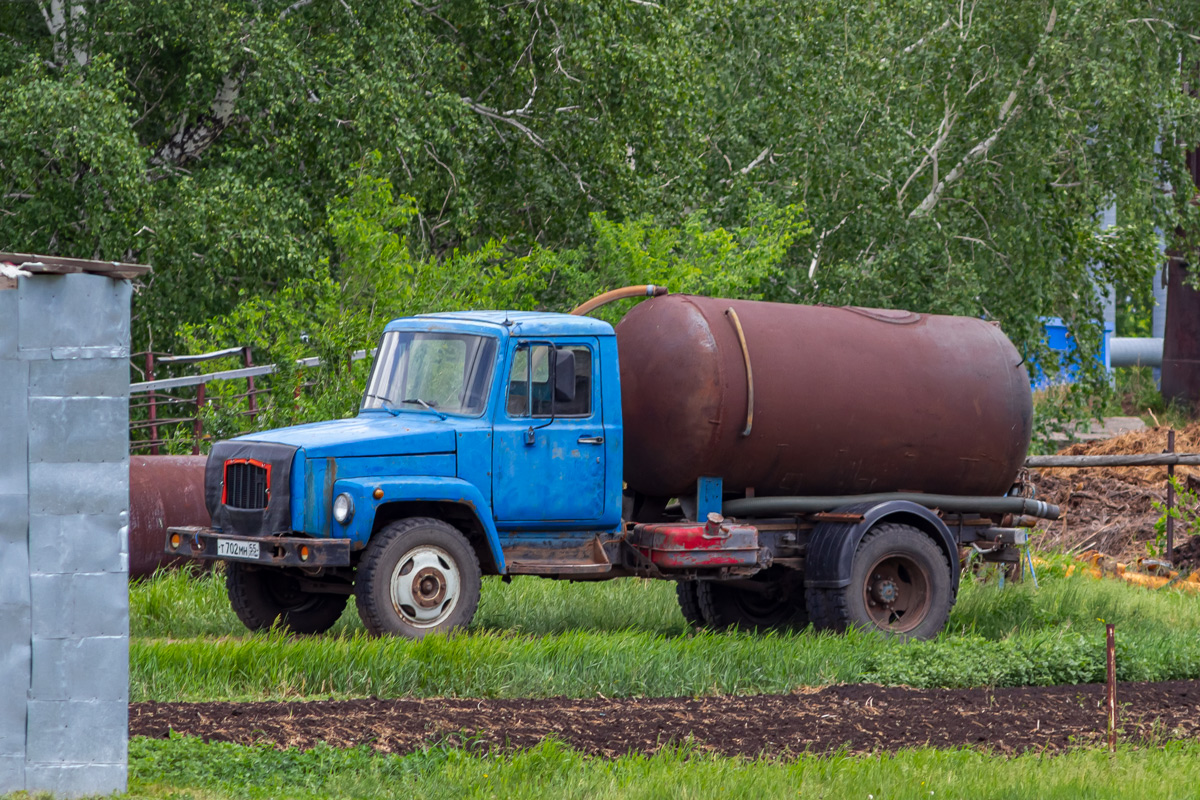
(299, 545, 310, 562)
(169, 533, 180, 549)
(373, 488, 384, 500)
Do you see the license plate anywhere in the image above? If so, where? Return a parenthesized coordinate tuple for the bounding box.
(216, 538, 260, 560)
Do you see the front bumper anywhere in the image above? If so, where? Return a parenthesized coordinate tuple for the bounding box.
(166, 526, 352, 567)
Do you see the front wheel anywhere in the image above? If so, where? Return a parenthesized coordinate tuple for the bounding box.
(226, 562, 348, 635)
(806, 523, 953, 640)
(354, 517, 482, 638)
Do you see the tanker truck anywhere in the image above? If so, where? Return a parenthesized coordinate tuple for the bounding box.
(166, 291, 1059, 640)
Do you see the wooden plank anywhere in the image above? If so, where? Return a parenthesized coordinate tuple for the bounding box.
(0, 252, 151, 279)
(1025, 453, 1200, 468)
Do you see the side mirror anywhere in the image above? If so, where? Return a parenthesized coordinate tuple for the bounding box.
(553, 348, 576, 402)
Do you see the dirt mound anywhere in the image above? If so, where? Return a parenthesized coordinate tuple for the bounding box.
(1173, 535, 1200, 572)
(1048, 421, 1200, 486)
(1030, 423, 1200, 566)
(130, 681, 1200, 758)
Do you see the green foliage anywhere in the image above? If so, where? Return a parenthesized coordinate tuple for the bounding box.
(5, 0, 1200, 429)
(1152, 476, 1200, 558)
(176, 160, 552, 437)
(526, 199, 810, 324)
(127, 735, 1200, 800)
(0, 58, 147, 260)
(172, 162, 806, 445)
(1098, 366, 1196, 431)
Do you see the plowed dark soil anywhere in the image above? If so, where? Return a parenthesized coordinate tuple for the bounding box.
(131, 681, 1200, 758)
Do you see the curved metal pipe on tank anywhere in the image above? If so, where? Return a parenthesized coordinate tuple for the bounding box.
(129, 455, 211, 579)
(570, 284, 668, 316)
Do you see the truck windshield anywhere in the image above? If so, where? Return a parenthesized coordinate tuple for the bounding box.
(362, 331, 498, 417)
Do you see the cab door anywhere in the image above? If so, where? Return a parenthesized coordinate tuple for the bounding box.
(491, 338, 606, 526)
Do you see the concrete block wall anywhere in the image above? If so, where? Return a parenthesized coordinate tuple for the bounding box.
(0, 273, 131, 797)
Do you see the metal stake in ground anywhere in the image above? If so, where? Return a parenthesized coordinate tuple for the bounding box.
(1167, 429, 1176, 563)
(1106, 623, 1116, 752)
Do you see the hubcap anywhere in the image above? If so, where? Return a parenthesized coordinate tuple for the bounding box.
(872, 578, 899, 604)
(862, 554, 931, 633)
(390, 545, 461, 628)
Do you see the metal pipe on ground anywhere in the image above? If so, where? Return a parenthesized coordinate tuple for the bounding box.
(1109, 337, 1163, 368)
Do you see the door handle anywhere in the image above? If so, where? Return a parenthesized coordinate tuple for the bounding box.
(577, 435, 604, 445)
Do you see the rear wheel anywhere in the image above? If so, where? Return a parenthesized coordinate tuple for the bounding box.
(226, 562, 348, 634)
(694, 568, 808, 631)
(675, 580, 706, 628)
(355, 517, 481, 638)
(806, 523, 952, 640)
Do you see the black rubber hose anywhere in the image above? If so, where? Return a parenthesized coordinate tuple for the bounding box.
(722, 493, 1060, 520)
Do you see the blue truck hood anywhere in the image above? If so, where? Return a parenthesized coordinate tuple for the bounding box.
(235, 413, 456, 458)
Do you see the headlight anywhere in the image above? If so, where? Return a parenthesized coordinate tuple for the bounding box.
(332, 492, 354, 524)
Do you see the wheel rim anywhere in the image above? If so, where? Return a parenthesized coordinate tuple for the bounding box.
(861, 552, 932, 632)
(389, 545, 461, 628)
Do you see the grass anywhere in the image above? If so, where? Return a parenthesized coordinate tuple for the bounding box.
(1106, 366, 1196, 429)
(111, 735, 1200, 800)
(131, 567, 688, 639)
(130, 563, 1200, 701)
(83, 560, 1200, 799)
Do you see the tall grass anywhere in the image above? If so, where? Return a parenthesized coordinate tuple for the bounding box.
(131, 570, 688, 639)
(129, 735, 1200, 800)
(130, 567, 1200, 701)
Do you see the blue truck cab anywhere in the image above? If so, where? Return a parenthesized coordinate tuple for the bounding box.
(172, 311, 640, 637)
(274, 311, 624, 555)
(167, 304, 1059, 640)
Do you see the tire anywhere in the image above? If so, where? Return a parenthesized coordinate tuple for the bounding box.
(355, 517, 481, 638)
(806, 523, 952, 641)
(676, 580, 706, 629)
(694, 568, 808, 632)
(226, 562, 348, 635)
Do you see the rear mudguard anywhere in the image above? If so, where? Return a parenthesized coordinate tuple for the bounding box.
(803, 500, 960, 595)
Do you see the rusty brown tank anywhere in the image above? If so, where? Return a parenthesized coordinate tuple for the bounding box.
(615, 295, 1032, 499)
(129, 455, 210, 579)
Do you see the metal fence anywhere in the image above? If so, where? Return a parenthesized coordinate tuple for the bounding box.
(129, 347, 369, 454)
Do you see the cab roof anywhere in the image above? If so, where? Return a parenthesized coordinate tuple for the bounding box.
(385, 310, 615, 337)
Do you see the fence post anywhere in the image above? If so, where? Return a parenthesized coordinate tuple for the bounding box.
(243, 346, 258, 422)
(1167, 429, 1176, 562)
(192, 382, 206, 456)
(145, 351, 158, 455)
(1106, 623, 1116, 752)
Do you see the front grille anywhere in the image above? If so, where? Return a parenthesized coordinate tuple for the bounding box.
(223, 459, 270, 509)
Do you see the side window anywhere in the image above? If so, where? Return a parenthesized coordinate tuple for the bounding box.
(557, 345, 592, 416)
(506, 344, 592, 418)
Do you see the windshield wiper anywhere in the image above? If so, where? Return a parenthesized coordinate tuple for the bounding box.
(364, 393, 400, 416)
(402, 397, 448, 420)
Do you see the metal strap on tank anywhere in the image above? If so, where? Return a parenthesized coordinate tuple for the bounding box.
(724, 307, 754, 437)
